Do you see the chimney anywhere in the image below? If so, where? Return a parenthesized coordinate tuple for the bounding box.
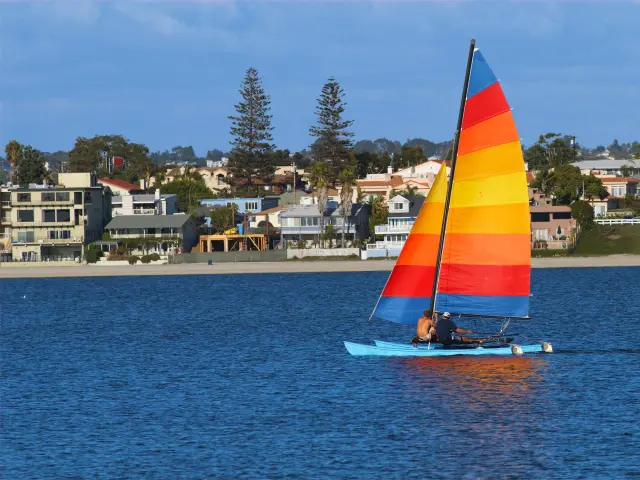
(155, 189, 161, 200)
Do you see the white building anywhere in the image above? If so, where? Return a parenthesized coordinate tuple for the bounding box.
(111, 190, 178, 216)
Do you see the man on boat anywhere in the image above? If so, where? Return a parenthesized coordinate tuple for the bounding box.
(412, 310, 438, 347)
(435, 312, 481, 345)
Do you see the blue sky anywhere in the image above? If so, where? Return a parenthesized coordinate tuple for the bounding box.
(1, 0, 639, 155)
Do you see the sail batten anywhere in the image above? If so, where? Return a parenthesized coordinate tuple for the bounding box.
(434, 46, 531, 319)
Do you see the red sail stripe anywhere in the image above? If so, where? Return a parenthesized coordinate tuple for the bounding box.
(382, 265, 436, 298)
(462, 82, 510, 130)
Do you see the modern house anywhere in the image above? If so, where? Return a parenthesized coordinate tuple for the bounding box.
(111, 190, 178, 216)
(104, 213, 198, 254)
(279, 203, 369, 247)
(599, 177, 639, 198)
(98, 178, 142, 196)
(571, 159, 640, 178)
(249, 205, 284, 228)
(529, 188, 575, 249)
(362, 195, 425, 259)
(1, 172, 111, 262)
(200, 197, 279, 214)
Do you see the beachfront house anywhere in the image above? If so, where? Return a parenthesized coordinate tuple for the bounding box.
(111, 190, 178, 216)
(529, 188, 575, 249)
(104, 214, 198, 254)
(362, 194, 425, 259)
(2, 172, 111, 262)
(98, 178, 142, 196)
(279, 203, 369, 247)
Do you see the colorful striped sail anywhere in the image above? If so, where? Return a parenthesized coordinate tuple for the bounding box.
(435, 48, 531, 318)
(372, 165, 448, 324)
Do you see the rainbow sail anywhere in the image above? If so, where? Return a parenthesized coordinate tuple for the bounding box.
(435, 48, 531, 318)
(372, 165, 448, 324)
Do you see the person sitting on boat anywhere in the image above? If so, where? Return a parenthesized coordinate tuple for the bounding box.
(435, 312, 481, 345)
(412, 310, 438, 347)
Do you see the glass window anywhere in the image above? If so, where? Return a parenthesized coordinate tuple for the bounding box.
(245, 201, 258, 211)
(48, 231, 59, 239)
(530, 212, 550, 223)
(56, 209, 71, 222)
(41, 192, 55, 202)
(56, 192, 70, 202)
(17, 193, 31, 202)
(18, 210, 34, 222)
(393, 202, 403, 210)
(552, 212, 571, 220)
(74, 192, 83, 204)
(61, 230, 71, 239)
(17, 231, 35, 242)
(84, 191, 92, 204)
(42, 210, 56, 222)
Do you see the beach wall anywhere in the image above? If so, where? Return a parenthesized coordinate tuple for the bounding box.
(287, 248, 360, 259)
(170, 251, 287, 264)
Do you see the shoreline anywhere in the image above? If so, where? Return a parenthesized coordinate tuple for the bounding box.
(1, 255, 640, 279)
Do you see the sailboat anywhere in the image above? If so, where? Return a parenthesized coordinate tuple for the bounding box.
(345, 40, 553, 357)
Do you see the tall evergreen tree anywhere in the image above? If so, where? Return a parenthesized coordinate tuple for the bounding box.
(309, 77, 355, 184)
(228, 67, 276, 190)
(15, 145, 46, 185)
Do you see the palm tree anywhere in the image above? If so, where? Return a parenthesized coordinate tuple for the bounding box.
(309, 162, 330, 247)
(5, 140, 22, 183)
(338, 167, 356, 247)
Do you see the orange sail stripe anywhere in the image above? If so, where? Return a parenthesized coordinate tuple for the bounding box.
(441, 233, 531, 266)
(458, 111, 519, 156)
(396, 234, 441, 266)
(454, 141, 524, 183)
(447, 203, 530, 234)
(461, 82, 510, 130)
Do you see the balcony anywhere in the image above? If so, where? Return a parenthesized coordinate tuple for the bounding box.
(109, 232, 182, 239)
(366, 241, 406, 250)
(113, 208, 156, 216)
(12, 234, 83, 244)
(375, 223, 413, 234)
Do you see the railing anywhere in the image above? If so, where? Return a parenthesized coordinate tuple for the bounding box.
(1, 201, 10, 207)
(12, 235, 83, 244)
(365, 242, 405, 250)
(113, 208, 157, 216)
(374, 224, 413, 234)
(595, 218, 640, 225)
(109, 233, 181, 239)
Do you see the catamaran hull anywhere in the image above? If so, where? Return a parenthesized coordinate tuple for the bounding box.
(344, 341, 546, 357)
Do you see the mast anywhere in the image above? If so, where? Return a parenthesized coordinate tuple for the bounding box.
(428, 39, 476, 315)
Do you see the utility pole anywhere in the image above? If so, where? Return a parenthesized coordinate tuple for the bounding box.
(571, 136, 577, 163)
(292, 160, 297, 204)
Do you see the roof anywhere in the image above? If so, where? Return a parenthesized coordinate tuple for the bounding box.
(526, 172, 536, 185)
(598, 176, 639, 184)
(98, 178, 140, 192)
(530, 205, 572, 213)
(389, 195, 426, 218)
(357, 175, 404, 188)
(105, 214, 193, 229)
(253, 205, 284, 216)
(571, 159, 638, 170)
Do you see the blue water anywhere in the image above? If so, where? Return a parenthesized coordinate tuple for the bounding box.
(1, 267, 639, 479)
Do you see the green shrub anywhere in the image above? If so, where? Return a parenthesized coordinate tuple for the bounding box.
(86, 249, 100, 264)
(127, 255, 139, 265)
(140, 255, 151, 264)
(149, 253, 160, 261)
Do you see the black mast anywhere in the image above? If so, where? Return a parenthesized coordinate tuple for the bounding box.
(428, 39, 476, 315)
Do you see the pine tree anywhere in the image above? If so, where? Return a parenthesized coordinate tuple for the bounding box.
(309, 77, 355, 184)
(15, 145, 46, 185)
(228, 67, 275, 190)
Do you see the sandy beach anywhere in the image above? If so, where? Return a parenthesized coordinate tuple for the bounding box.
(0, 255, 639, 279)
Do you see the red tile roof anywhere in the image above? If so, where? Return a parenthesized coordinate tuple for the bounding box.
(98, 178, 140, 192)
(526, 172, 536, 185)
(599, 176, 639, 184)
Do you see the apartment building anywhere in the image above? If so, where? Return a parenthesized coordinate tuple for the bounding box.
(1, 172, 111, 262)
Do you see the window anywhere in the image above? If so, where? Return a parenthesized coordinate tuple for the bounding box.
(552, 212, 571, 220)
(531, 212, 550, 223)
(17, 231, 35, 242)
(61, 230, 71, 239)
(48, 231, 59, 239)
(17, 210, 34, 222)
(41, 192, 55, 202)
(56, 192, 70, 202)
(17, 193, 31, 202)
(217, 174, 225, 186)
(74, 192, 83, 204)
(393, 202, 404, 211)
(56, 209, 71, 222)
(245, 201, 258, 211)
(42, 209, 56, 222)
(84, 192, 92, 204)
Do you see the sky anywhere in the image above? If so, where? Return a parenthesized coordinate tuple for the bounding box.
(1, 0, 639, 156)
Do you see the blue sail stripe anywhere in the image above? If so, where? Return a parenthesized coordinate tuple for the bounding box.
(374, 296, 432, 325)
(467, 50, 498, 99)
(435, 294, 529, 318)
